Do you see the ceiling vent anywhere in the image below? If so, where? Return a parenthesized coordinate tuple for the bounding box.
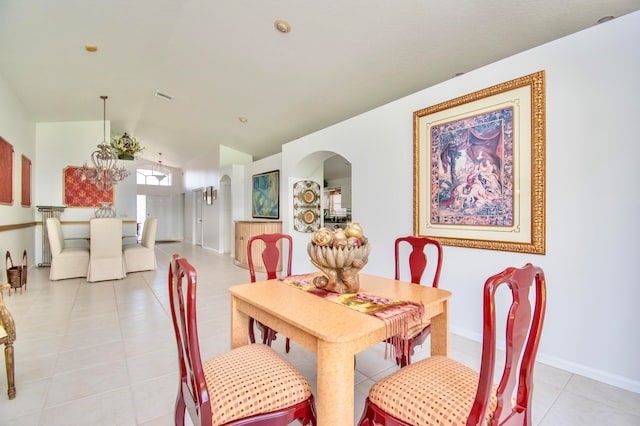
(155, 91, 174, 101)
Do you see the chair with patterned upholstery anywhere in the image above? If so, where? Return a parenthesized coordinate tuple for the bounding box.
(0, 288, 16, 399)
(247, 233, 292, 353)
(168, 254, 316, 426)
(359, 263, 547, 426)
(392, 235, 443, 366)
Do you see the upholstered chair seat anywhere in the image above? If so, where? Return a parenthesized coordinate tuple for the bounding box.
(123, 217, 158, 273)
(203, 344, 314, 425)
(359, 264, 547, 426)
(46, 217, 90, 280)
(367, 356, 497, 425)
(87, 218, 126, 282)
(169, 254, 316, 426)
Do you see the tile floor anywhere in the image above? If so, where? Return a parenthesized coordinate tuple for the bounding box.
(0, 241, 638, 425)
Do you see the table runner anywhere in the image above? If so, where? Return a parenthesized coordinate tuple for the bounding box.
(280, 273, 424, 360)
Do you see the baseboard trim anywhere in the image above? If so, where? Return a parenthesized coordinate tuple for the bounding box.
(450, 326, 640, 394)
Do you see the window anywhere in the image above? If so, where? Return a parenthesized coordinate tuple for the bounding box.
(136, 168, 172, 186)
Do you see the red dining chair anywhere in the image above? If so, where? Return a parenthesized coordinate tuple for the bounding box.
(247, 233, 292, 353)
(359, 263, 547, 426)
(392, 235, 443, 366)
(168, 254, 317, 426)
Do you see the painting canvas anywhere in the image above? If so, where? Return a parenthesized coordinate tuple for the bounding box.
(63, 166, 114, 207)
(0, 136, 13, 205)
(21, 154, 32, 207)
(414, 71, 545, 254)
(252, 170, 279, 219)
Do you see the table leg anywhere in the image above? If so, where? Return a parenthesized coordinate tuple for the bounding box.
(430, 299, 449, 356)
(230, 296, 249, 349)
(317, 341, 354, 426)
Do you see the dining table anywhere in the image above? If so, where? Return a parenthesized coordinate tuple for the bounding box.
(229, 273, 452, 426)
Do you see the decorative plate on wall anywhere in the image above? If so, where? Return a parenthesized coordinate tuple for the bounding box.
(293, 180, 321, 232)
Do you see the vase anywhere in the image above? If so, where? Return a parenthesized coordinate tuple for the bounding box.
(307, 242, 371, 294)
(118, 153, 134, 160)
(95, 202, 116, 218)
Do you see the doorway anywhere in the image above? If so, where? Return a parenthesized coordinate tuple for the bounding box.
(194, 188, 204, 246)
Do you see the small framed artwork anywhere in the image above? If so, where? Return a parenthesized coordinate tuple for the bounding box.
(252, 170, 279, 219)
(21, 154, 32, 207)
(414, 71, 546, 254)
(0, 136, 13, 205)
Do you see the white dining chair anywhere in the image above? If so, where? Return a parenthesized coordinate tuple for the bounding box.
(123, 217, 158, 273)
(46, 217, 90, 280)
(87, 218, 126, 282)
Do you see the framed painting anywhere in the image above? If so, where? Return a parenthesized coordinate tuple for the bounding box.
(0, 136, 13, 205)
(414, 70, 545, 254)
(63, 166, 114, 207)
(252, 170, 279, 219)
(21, 154, 32, 207)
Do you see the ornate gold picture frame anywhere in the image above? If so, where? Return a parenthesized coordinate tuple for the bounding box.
(414, 71, 545, 254)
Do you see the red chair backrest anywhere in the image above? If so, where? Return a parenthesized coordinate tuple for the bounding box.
(394, 236, 443, 287)
(467, 263, 547, 426)
(247, 233, 293, 282)
(168, 254, 212, 425)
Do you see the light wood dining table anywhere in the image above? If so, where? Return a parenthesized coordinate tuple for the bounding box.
(229, 273, 452, 426)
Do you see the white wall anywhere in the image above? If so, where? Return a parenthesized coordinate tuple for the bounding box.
(0, 73, 36, 268)
(280, 12, 640, 392)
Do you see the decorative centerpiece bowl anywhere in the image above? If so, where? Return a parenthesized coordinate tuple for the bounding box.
(307, 222, 371, 294)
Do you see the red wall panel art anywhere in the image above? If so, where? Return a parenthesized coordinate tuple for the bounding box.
(63, 166, 114, 207)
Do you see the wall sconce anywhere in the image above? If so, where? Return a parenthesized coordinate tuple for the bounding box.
(205, 186, 214, 205)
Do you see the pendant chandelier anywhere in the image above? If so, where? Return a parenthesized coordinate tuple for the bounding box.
(76, 96, 130, 191)
(152, 152, 170, 182)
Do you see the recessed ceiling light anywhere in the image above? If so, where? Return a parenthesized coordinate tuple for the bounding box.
(239, 117, 248, 123)
(274, 19, 291, 33)
(597, 15, 615, 24)
(85, 45, 97, 52)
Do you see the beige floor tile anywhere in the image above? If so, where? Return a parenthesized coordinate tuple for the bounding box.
(126, 347, 177, 385)
(54, 340, 126, 374)
(1, 241, 637, 426)
(0, 378, 51, 423)
(130, 372, 179, 424)
(40, 387, 137, 426)
(44, 359, 129, 407)
(565, 374, 640, 416)
(539, 390, 640, 425)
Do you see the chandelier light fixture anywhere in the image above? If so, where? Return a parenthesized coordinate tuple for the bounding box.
(76, 95, 130, 191)
(152, 152, 170, 182)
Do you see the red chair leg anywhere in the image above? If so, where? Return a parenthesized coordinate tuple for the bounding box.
(174, 391, 186, 426)
(248, 318, 257, 344)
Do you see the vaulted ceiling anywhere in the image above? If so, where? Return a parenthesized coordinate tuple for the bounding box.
(1, 1, 638, 169)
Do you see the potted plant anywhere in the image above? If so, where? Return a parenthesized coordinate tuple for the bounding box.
(111, 132, 144, 160)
